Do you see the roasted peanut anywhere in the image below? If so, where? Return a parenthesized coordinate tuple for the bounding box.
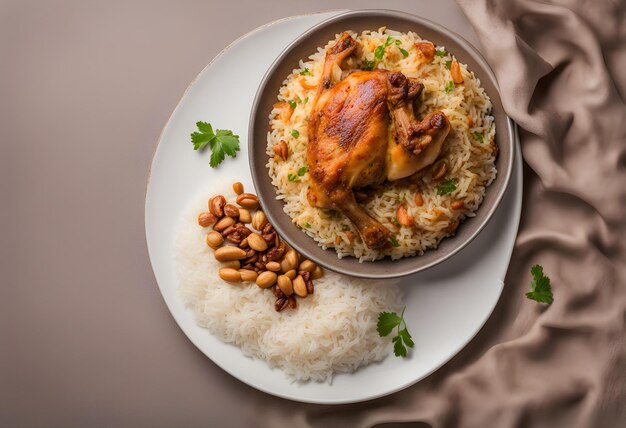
(232, 182, 244, 195)
(396, 204, 414, 227)
(414, 192, 424, 207)
(223, 203, 240, 218)
(311, 266, 324, 280)
(285, 269, 297, 280)
(198, 212, 217, 228)
(219, 267, 241, 283)
(432, 160, 448, 181)
(221, 260, 241, 269)
(213, 216, 235, 232)
(251, 211, 268, 231)
(206, 231, 224, 249)
(415, 41, 435, 62)
(451, 59, 463, 84)
(293, 275, 308, 298)
(451, 199, 465, 210)
(238, 208, 251, 223)
(272, 140, 289, 160)
(298, 260, 317, 273)
(247, 233, 268, 252)
(239, 269, 258, 282)
(277, 275, 293, 296)
(280, 249, 299, 272)
(209, 195, 226, 217)
(256, 271, 277, 289)
(236, 193, 259, 209)
(214, 246, 247, 262)
(265, 261, 281, 272)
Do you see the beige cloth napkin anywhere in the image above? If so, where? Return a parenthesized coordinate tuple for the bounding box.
(258, 0, 626, 426)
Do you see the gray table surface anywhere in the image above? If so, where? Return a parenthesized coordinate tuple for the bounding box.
(1, 1, 480, 426)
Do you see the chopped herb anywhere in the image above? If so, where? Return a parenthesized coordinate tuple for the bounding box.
(291, 129, 300, 138)
(301, 222, 311, 228)
(472, 132, 485, 142)
(300, 67, 312, 76)
(190, 121, 240, 168)
(445, 60, 452, 69)
(396, 194, 404, 203)
(374, 45, 385, 60)
(399, 48, 409, 58)
(389, 236, 400, 247)
(288, 99, 297, 109)
(526, 265, 554, 304)
(377, 307, 414, 358)
(391, 217, 400, 226)
(297, 165, 308, 176)
(395, 39, 401, 46)
(444, 81, 455, 94)
(362, 59, 376, 71)
(287, 173, 298, 181)
(384, 36, 394, 47)
(435, 49, 446, 57)
(436, 178, 457, 195)
(303, 96, 309, 105)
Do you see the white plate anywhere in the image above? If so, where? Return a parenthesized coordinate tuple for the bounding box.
(145, 11, 522, 404)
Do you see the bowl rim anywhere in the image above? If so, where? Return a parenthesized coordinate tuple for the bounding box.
(249, 9, 515, 279)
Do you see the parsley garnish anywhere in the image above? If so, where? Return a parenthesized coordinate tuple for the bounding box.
(435, 49, 446, 57)
(526, 265, 554, 304)
(301, 222, 311, 228)
(297, 165, 308, 176)
(436, 178, 457, 195)
(190, 121, 240, 168)
(399, 48, 409, 58)
(377, 308, 414, 358)
(303, 96, 308, 105)
(391, 217, 399, 226)
(445, 60, 452, 69)
(288, 99, 297, 109)
(389, 236, 400, 247)
(300, 67, 312, 76)
(374, 36, 395, 60)
(291, 129, 300, 138)
(287, 173, 297, 181)
(473, 132, 484, 142)
(362, 59, 376, 71)
(444, 81, 455, 94)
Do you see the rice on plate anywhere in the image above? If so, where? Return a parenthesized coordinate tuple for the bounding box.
(267, 28, 497, 262)
(176, 186, 403, 382)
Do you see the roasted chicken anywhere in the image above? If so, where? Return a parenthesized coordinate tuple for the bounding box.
(307, 33, 451, 249)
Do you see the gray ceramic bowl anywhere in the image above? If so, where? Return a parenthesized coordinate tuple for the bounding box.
(249, 10, 514, 279)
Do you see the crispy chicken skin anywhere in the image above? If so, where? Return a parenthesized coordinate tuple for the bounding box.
(307, 33, 451, 249)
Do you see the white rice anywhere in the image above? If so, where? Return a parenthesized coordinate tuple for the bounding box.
(176, 187, 403, 382)
(266, 29, 497, 262)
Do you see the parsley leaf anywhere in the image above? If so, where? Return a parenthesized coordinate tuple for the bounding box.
(391, 217, 399, 226)
(362, 59, 376, 71)
(300, 67, 312, 76)
(389, 236, 400, 247)
(444, 80, 455, 93)
(395, 39, 401, 46)
(445, 60, 452, 69)
(190, 122, 240, 168)
(303, 96, 308, 105)
(287, 173, 298, 182)
(526, 264, 554, 304)
(435, 49, 446, 57)
(377, 308, 414, 358)
(288, 99, 297, 109)
(301, 222, 311, 228)
(291, 129, 300, 138)
(399, 48, 409, 58)
(297, 165, 308, 176)
(384, 36, 394, 47)
(437, 178, 457, 195)
(374, 45, 385, 60)
(473, 132, 484, 142)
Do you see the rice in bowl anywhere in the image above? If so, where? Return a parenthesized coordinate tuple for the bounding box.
(266, 29, 497, 262)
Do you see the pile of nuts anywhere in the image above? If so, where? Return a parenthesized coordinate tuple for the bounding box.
(197, 182, 323, 312)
